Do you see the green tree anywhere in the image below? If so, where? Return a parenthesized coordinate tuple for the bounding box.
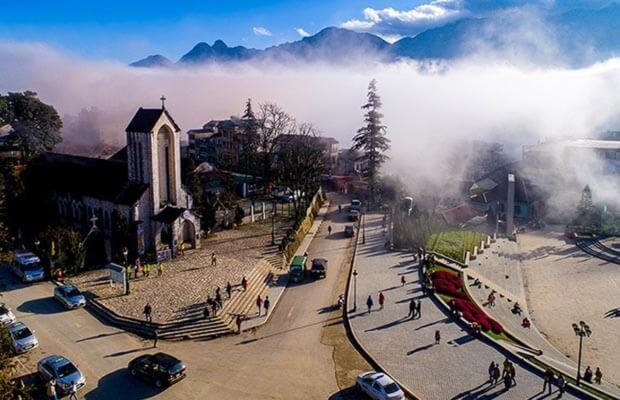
(0, 91, 62, 160)
(43, 226, 86, 274)
(352, 79, 390, 206)
(239, 99, 260, 179)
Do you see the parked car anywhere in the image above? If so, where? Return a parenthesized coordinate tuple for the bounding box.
(351, 199, 362, 211)
(0, 303, 16, 326)
(11, 250, 45, 283)
(128, 352, 187, 388)
(310, 258, 327, 279)
(54, 284, 86, 309)
(37, 355, 86, 396)
(348, 209, 360, 221)
(288, 255, 307, 283)
(344, 225, 355, 238)
(356, 371, 405, 400)
(8, 321, 38, 353)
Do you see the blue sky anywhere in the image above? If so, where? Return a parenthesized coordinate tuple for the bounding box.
(0, 0, 609, 62)
(0, 0, 421, 62)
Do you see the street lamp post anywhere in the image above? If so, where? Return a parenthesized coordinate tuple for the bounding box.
(352, 270, 359, 312)
(271, 201, 276, 246)
(362, 213, 366, 244)
(122, 247, 130, 295)
(572, 321, 592, 386)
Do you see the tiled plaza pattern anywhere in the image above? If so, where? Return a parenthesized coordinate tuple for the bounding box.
(348, 214, 580, 400)
(69, 219, 291, 323)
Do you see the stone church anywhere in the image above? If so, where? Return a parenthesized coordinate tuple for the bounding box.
(33, 103, 201, 261)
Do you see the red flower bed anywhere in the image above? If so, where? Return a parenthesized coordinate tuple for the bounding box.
(431, 269, 504, 334)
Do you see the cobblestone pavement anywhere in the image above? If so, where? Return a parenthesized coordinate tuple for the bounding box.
(469, 239, 525, 301)
(69, 219, 292, 323)
(348, 214, 580, 400)
(517, 230, 620, 389)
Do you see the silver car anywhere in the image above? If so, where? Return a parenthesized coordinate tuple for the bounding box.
(37, 355, 86, 396)
(8, 321, 39, 353)
(0, 303, 16, 325)
(356, 371, 405, 400)
(54, 284, 86, 309)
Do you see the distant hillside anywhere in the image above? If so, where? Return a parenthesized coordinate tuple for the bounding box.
(130, 5, 620, 67)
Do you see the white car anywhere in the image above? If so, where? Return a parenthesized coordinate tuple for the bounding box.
(8, 321, 39, 353)
(0, 303, 16, 325)
(356, 371, 405, 400)
(54, 284, 86, 309)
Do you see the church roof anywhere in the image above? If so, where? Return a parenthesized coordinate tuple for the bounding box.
(31, 152, 148, 206)
(125, 108, 181, 133)
(152, 206, 186, 224)
(108, 146, 127, 161)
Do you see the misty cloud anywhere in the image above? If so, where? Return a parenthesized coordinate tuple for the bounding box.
(1, 40, 620, 212)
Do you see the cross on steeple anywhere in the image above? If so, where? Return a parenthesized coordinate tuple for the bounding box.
(160, 95, 167, 110)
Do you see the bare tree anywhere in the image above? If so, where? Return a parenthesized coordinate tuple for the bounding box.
(257, 103, 295, 188)
(276, 122, 325, 216)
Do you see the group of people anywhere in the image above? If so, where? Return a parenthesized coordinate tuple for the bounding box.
(255, 295, 271, 316)
(541, 368, 567, 397)
(365, 292, 387, 313)
(46, 379, 79, 400)
(127, 259, 165, 279)
(487, 359, 517, 390)
(583, 365, 604, 384)
(407, 298, 422, 319)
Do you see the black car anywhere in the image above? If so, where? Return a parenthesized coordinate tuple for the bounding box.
(128, 353, 186, 388)
(310, 258, 328, 279)
(344, 225, 355, 238)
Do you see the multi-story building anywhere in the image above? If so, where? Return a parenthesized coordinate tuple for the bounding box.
(187, 118, 248, 170)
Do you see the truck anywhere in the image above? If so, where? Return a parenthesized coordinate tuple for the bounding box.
(288, 255, 307, 283)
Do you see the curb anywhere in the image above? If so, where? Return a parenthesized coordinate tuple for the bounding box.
(342, 214, 422, 400)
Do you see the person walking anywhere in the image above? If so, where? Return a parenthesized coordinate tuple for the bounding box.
(203, 305, 210, 319)
(256, 295, 263, 316)
(487, 292, 496, 307)
(503, 373, 512, 391)
(595, 367, 603, 384)
(226, 281, 232, 298)
(543, 368, 554, 394)
(46, 379, 57, 400)
(366, 295, 374, 314)
(509, 363, 517, 386)
(492, 364, 501, 386)
(157, 263, 163, 277)
(401, 276, 406, 287)
(584, 366, 593, 383)
(135, 261, 140, 279)
(68, 384, 78, 400)
(211, 252, 217, 267)
(241, 276, 248, 291)
(328, 225, 332, 236)
(126, 264, 133, 280)
(557, 375, 566, 398)
(153, 329, 159, 348)
(378, 292, 385, 310)
(408, 299, 416, 319)
(488, 362, 496, 383)
(143, 303, 152, 323)
(416, 300, 422, 319)
(263, 296, 270, 315)
(215, 291, 222, 309)
(434, 330, 441, 344)
(235, 314, 243, 334)
(338, 204, 342, 213)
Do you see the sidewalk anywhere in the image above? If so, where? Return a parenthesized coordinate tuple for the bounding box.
(347, 214, 581, 400)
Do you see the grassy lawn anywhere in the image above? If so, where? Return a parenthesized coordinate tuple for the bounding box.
(426, 230, 488, 262)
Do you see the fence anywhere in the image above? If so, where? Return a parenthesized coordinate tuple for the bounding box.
(281, 188, 324, 262)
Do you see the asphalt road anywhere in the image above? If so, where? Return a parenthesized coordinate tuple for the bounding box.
(1, 195, 356, 399)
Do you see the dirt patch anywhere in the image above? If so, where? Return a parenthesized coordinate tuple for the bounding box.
(321, 236, 370, 396)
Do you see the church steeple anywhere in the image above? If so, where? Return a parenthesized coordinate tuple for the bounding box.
(160, 95, 166, 110)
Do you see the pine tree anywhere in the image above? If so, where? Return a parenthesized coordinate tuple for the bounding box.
(240, 99, 259, 176)
(352, 79, 390, 206)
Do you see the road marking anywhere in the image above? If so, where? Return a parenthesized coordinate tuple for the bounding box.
(288, 306, 295, 319)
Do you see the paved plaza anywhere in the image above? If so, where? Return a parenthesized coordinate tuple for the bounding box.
(69, 219, 291, 322)
(518, 230, 620, 389)
(348, 214, 581, 400)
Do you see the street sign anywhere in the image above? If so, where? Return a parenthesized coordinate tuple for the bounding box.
(107, 263, 126, 285)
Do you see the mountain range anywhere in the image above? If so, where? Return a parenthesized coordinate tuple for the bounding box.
(131, 4, 620, 68)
